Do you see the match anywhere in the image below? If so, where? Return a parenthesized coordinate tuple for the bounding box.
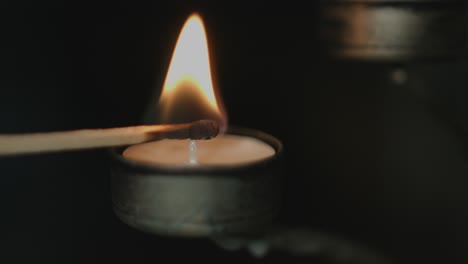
(0, 120, 219, 156)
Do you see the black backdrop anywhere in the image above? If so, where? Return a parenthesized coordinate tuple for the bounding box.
(1, 1, 468, 264)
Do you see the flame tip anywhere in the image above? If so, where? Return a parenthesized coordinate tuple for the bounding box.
(185, 13, 204, 24)
(188, 12, 202, 18)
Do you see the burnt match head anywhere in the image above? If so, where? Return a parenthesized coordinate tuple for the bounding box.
(157, 120, 220, 140)
(189, 120, 220, 140)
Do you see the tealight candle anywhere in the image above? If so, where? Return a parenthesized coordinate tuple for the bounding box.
(110, 127, 283, 237)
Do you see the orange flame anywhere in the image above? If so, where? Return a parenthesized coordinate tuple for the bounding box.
(158, 13, 227, 132)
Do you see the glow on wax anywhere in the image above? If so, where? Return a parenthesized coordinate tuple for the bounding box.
(123, 135, 275, 166)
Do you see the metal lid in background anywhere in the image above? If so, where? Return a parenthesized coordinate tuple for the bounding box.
(317, 0, 467, 61)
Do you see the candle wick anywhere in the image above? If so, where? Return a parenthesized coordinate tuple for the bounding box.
(188, 140, 198, 165)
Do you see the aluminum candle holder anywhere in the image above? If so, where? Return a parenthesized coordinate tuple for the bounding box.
(109, 127, 283, 237)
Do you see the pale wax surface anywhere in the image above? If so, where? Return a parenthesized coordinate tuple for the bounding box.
(122, 134, 275, 166)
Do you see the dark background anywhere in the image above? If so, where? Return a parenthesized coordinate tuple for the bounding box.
(1, 1, 467, 263)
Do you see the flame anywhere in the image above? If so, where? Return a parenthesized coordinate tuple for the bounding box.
(158, 13, 227, 132)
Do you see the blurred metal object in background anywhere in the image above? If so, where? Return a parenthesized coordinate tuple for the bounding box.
(214, 228, 395, 264)
(317, 0, 466, 61)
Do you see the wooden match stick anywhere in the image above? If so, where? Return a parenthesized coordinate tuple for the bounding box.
(0, 120, 219, 156)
